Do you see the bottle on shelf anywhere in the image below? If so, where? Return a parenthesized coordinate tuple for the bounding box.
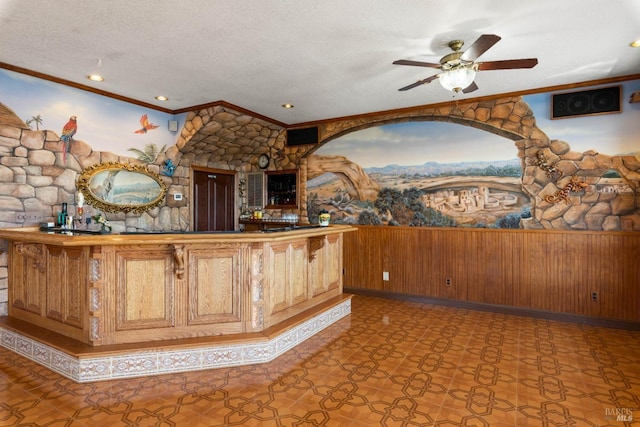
(57, 202, 68, 228)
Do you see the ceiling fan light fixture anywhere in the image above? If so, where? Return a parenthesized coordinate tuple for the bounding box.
(439, 66, 476, 92)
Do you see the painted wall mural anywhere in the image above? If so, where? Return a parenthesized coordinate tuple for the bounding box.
(306, 82, 640, 229)
(307, 122, 529, 228)
(0, 66, 639, 231)
(0, 68, 183, 158)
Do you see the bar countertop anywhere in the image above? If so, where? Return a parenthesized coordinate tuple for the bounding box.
(0, 224, 355, 246)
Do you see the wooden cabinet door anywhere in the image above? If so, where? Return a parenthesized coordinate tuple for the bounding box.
(186, 244, 244, 327)
(46, 246, 87, 328)
(10, 242, 46, 315)
(265, 239, 308, 316)
(115, 247, 175, 332)
(325, 233, 342, 292)
(308, 234, 342, 297)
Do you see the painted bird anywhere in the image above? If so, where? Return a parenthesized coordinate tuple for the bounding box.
(60, 115, 77, 161)
(134, 114, 159, 134)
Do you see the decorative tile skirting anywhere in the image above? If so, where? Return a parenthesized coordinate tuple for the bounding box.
(0, 298, 351, 382)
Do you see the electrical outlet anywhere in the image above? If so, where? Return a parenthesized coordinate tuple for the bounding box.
(591, 291, 599, 302)
(445, 277, 452, 287)
(383, 271, 389, 281)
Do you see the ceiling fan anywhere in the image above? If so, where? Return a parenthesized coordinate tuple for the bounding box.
(393, 34, 538, 93)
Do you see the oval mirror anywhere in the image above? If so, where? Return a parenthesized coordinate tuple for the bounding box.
(77, 162, 167, 214)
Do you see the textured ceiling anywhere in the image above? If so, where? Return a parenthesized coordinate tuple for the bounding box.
(1, 0, 639, 125)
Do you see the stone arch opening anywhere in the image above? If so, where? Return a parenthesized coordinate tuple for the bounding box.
(301, 97, 541, 225)
(299, 97, 639, 231)
(177, 98, 639, 230)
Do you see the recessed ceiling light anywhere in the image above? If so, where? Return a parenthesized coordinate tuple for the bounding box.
(630, 39, 640, 48)
(282, 103, 294, 109)
(156, 95, 169, 101)
(87, 74, 104, 82)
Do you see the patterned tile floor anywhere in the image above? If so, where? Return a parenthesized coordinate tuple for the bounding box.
(1, 294, 638, 426)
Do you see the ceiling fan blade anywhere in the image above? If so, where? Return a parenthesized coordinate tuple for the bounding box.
(477, 58, 538, 70)
(393, 59, 441, 68)
(398, 74, 440, 91)
(460, 34, 501, 62)
(462, 81, 478, 94)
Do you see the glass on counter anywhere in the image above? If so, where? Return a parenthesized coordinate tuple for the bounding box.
(277, 213, 298, 224)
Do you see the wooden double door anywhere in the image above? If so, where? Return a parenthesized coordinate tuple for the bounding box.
(193, 168, 235, 231)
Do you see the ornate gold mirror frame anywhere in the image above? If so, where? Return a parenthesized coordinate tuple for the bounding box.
(76, 162, 167, 214)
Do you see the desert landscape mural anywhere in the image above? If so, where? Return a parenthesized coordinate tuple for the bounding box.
(305, 88, 639, 229)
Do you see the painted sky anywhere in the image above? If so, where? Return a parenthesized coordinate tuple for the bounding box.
(526, 84, 640, 155)
(316, 81, 640, 168)
(317, 121, 518, 167)
(1, 68, 639, 164)
(0, 68, 184, 157)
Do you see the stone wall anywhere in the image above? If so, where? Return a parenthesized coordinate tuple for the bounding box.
(0, 103, 291, 232)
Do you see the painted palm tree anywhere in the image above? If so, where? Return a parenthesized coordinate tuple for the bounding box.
(127, 143, 167, 163)
(26, 115, 43, 130)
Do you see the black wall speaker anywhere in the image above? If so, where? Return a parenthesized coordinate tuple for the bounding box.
(287, 126, 319, 146)
(552, 86, 621, 119)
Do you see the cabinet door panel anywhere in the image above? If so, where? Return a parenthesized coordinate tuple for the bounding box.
(65, 247, 86, 326)
(46, 246, 65, 321)
(290, 240, 308, 305)
(308, 239, 325, 296)
(309, 234, 342, 297)
(116, 249, 174, 330)
(266, 240, 308, 315)
(10, 243, 46, 315)
(188, 247, 242, 325)
(46, 246, 86, 328)
(269, 242, 290, 313)
(326, 234, 341, 291)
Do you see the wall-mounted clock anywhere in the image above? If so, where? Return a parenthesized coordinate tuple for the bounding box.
(258, 153, 270, 169)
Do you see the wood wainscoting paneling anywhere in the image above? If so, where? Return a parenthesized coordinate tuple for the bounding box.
(343, 226, 640, 323)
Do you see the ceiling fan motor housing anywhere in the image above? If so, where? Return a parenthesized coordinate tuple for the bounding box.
(440, 51, 463, 67)
(440, 40, 473, 70)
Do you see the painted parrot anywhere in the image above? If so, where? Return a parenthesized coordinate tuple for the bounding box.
(134, 114, 159, 134)
(60, 115, 77, 161)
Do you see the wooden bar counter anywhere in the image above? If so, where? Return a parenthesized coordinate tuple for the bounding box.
(0, 225, 354, 347)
